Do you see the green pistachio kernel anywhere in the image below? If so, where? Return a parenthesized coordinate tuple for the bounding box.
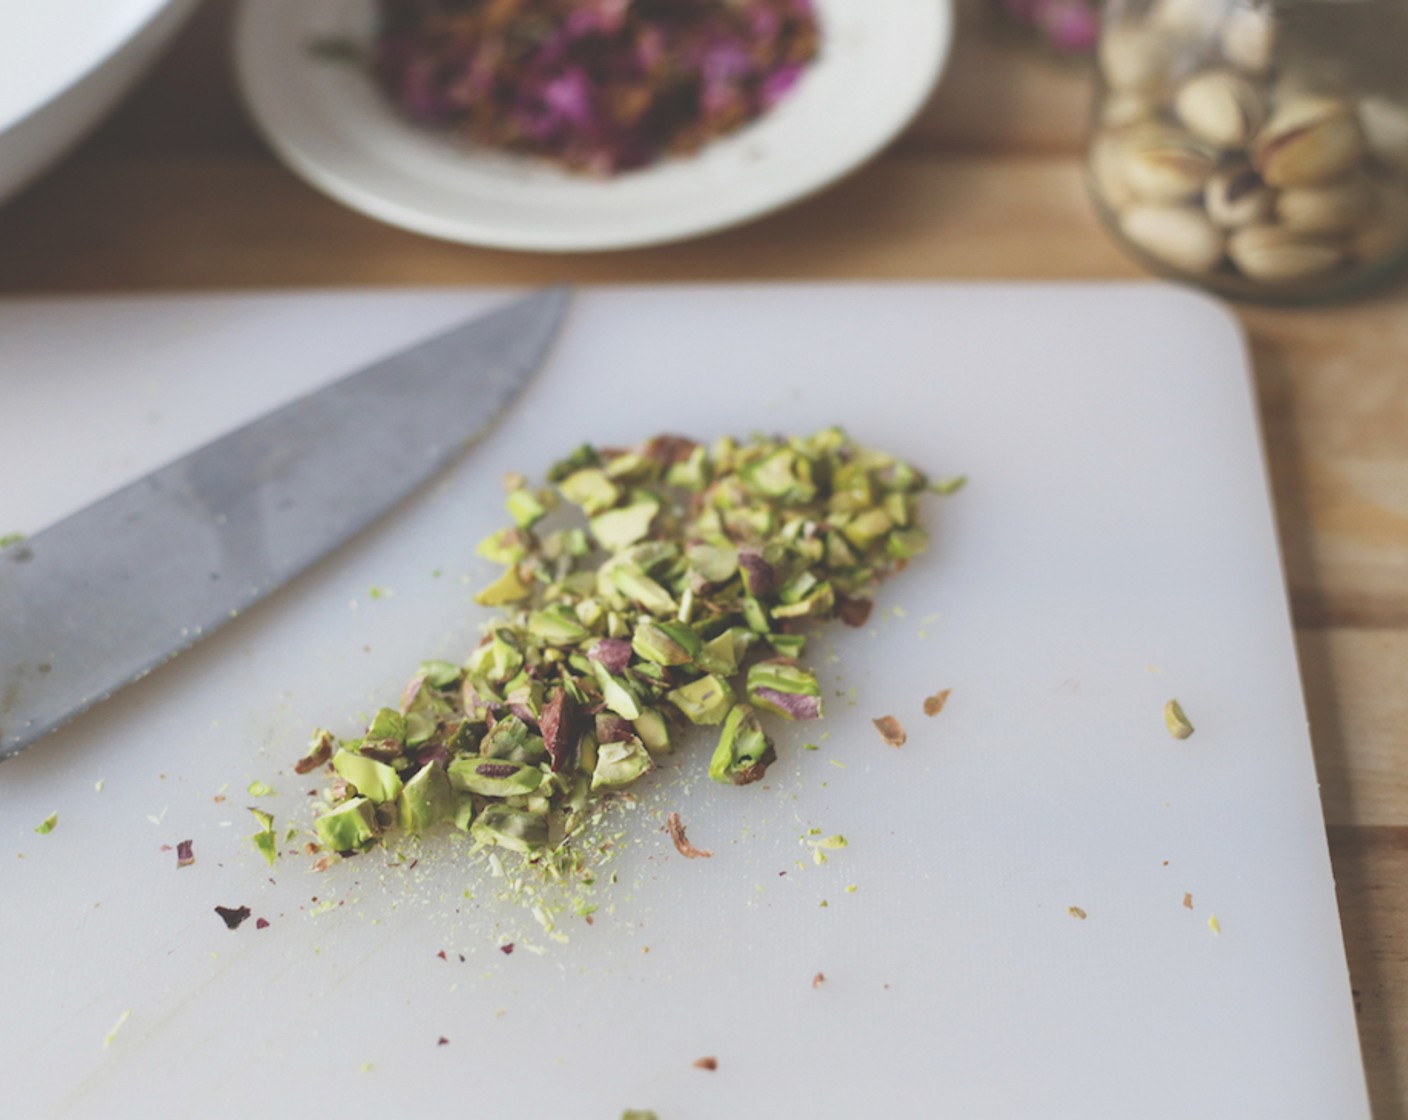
(448, 757, 544, 798)
(366, 707, 405, 744)
(418, 660, 462, 689)
(528, 605, 591, 646)
(747, 660, 823, 721)
(475, 566, 532, 607)
(471, 804, 548, 853)
(332, 749, 403, 804)
(709, 704, 776, 785)
(248, 808, 277, 866)
(591, 499, 659, 551)
(632, 708, 672, 754)
(559, 467, 621, 515)
(591, 737, 654, 790)
(398, 763, 455, 832)
(631, 619, 701, 666)
(592, 660, 643, 720)
(315, 797, 379, 852)
(505, 487, 548, 529)
(478, 715, 547, 763)
(667, 674, 734, 726)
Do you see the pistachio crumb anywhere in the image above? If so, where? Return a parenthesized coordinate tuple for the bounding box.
(873, 716, 907, 747)
(1068, 906, 1087, 920)
(693, 1056, 718, 1071)
(812, 971, 826, 988)
(34, 812, 57, 835)
(1164, 698, 1195, 740)
(1183, 892, 1193, 910)
(1208, 914, 1221, 934)
(101, 1009, 131, 1050)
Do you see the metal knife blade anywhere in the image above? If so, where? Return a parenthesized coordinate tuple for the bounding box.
(0, 287, 571, 759)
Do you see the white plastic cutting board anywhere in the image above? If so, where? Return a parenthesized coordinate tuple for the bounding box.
(0, 285, 1369, 1119)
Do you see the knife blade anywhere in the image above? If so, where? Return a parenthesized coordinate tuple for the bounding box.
(0, 287, 571, 760)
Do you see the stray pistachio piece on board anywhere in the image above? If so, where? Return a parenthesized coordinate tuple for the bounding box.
(1164, 698, 1195, 740)
(295, 430, 953, 858)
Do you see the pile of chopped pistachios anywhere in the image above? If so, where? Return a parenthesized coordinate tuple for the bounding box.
(295, 429, 941, 862)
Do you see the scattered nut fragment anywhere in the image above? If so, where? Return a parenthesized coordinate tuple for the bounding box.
(1163, 698, 1195, 740)
(1120, 206, 1226, 273)
(1183, 892, 1194, 910)
(923, 689, 951, 717)
(1068, 906, 1088, 920)
(1228, 225, 1347, 283)
(812, 971, 826, 988)
(873, 716, 907, 747)
(1175, 69, 1264, 149)
(1252, 96, 1366, 187)
(693, 1057, 718, 1071)
(666, 811, 713, 859)
(1204, 164, 1273, 229)
(1277, 175, 1376, 235)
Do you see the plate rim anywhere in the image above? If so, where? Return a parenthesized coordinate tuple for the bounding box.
(233, 0, 954, 252)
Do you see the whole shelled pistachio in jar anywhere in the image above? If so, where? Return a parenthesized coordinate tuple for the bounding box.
(1088, 0, 1408, 300)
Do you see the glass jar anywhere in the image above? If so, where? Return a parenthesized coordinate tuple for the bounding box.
(1087, 0, 1408, 301)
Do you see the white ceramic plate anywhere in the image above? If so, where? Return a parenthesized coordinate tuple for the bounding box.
(0, 0, 198, 207)
(234, 0, 952, 251)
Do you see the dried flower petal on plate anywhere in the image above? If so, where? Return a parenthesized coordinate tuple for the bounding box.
(370, 0, 822, 175)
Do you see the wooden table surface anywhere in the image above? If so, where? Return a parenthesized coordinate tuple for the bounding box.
(4, 2, 1404, 1113)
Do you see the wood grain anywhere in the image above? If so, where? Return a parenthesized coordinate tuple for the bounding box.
(3, 1, 1405, 1113)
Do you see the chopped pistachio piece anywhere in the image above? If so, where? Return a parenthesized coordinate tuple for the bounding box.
(247, 780, 275, 797)
(1164, 699, 1195, 740)
(591, 737, 654, 790)
(249, 808, 278, 867)
(315, 797, 378, 852)
(471, 804, 548, 853)
(475, 566, 532, 607)
(591, 499, 659, 551)
(709, 704, 775, 785)
(34, 812, 57, 835)
(331, 749, 403, 804)
(398, 763, 455, 831)
(295, 728, 335, 774)
(667, 674, 734, 726)
(747, 660, 823, 721)
(366, 707, 405, 744)
(448, 757, 543, 797)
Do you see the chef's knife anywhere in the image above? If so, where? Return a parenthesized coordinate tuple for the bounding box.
(0, 288, 571, 760)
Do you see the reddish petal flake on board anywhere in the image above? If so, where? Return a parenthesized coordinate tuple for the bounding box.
(812, 971, 826, 989)
(215, 905, 251, 930)
(500, 943, 515, 956)
(256, 917, 270, 930)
